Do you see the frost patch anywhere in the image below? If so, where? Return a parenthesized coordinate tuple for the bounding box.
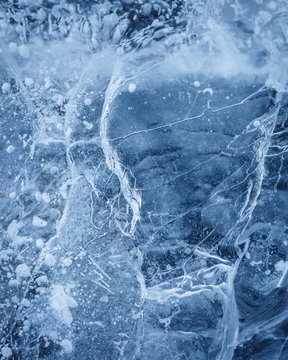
(1, 346, 12, 359)
(44, 253, 56, 267)
(128, 83, 136, 93)
(8, 220, 32, 247)
(1, 82, 11, 93)
(32, 216, 47, 227)
(49, 285, 77, 326)
(15, 264, 30, 278)
(60, 339, 73, 354)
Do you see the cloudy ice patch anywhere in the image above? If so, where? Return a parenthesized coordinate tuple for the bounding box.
(49, 285, 78, 326)
(60, 339, 73, 354)
(32, 216, 47, 227)
(15, 264, 31, 278)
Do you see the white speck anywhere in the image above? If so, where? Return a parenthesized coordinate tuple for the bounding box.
(100, 295, 109, 302)
(203, 88, 213, 95)
(36, 238, 44, 248)
(83, 121, 93, 130)
(36, 275, 48, 284)
(21, 299, 30, 307)
(44, 77, 52, 89)
(9, 42, 18, 53)
(142, 2, 152, 16)
(9, 279, 20, 287)
(6, 145, 14, 153)
(128, 83, 136, 93)
(7, 220, 27, 247)
(1, 346, 12, 358)
(18, 44, 30, 58)
(250, 260, 262, 266)
(24, 77, 34, 87)
(193, 81, 200, 88)
(42, 192, 50, 203)
(59, 183, 69, 199)
(63, 258, 72, 267)
(9, 192, 16, 198)
(61, 309, 73, 325)
(23, 319, 30, 332)
(32, 216, 47, 227)
(35, 191, 42, 201)
(44, 253, 56, 267)
(61, 339, 73, 354)
(184, 247, 192, 255)
(11, 296, 19, 304)
(50, 286, 72, 311)
(49, 285, 77, 326)
(253, 120, 260, 127)
(84, 97, 92, 106)
(56, 95, 64, 106)
(15, 264, 30, 278)
(275, 260, 287, 272)
(2, 82, 11, 93)
(50, 166, 58, 175)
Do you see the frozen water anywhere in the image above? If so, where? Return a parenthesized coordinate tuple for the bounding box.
(15, 264, 31, 279)
(0, 0, 288, 359)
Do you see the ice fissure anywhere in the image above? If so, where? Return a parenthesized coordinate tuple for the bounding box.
(1, 1, 288, 360)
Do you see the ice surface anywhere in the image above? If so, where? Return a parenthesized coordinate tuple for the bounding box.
(0, 0, 288, 359)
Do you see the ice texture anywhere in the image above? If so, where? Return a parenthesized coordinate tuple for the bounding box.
(0, 1, 288, 359)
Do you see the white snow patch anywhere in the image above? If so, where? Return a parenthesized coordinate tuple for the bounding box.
(275, 260, 288, 272)
(44, 77, 52, 89)
(193, 80, 201, 87)
(15, 264, 30, 278)
(44, 253, 56, 267)
(203, 87, 213, 95)
(7, 220, 32, 247)
(1, 346, 12, 358)
(36, 238, 44, 248)
(24, 77, 34, 87)
(9, 42, 17, 53)
(42, 192, 50, 203)
(6, 145, 14, 153)
(9, 192, 16, 198)
(62, 257, 72, 267)
(49, 285, 77, 326)
(11, 296, 19, 304)
(23, 319, 30, 332)
(83, 120, 93, 130)
(21, 299, 30, 307)
(50, 166, 58, 175)
(35, 191, 42, 201)
(0, 249, 13, 261)
(2, 82, 11, 93)
(32, 216, 47, 227)
(59, 183, 70, 199)
(84, 97, 92, 106)
(60, 339, 73, 354)
(36, 275, 48, 284)
(8, 279, 20, 287)
(128, 83, 136, 93)
(18, 44, 30, 58)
